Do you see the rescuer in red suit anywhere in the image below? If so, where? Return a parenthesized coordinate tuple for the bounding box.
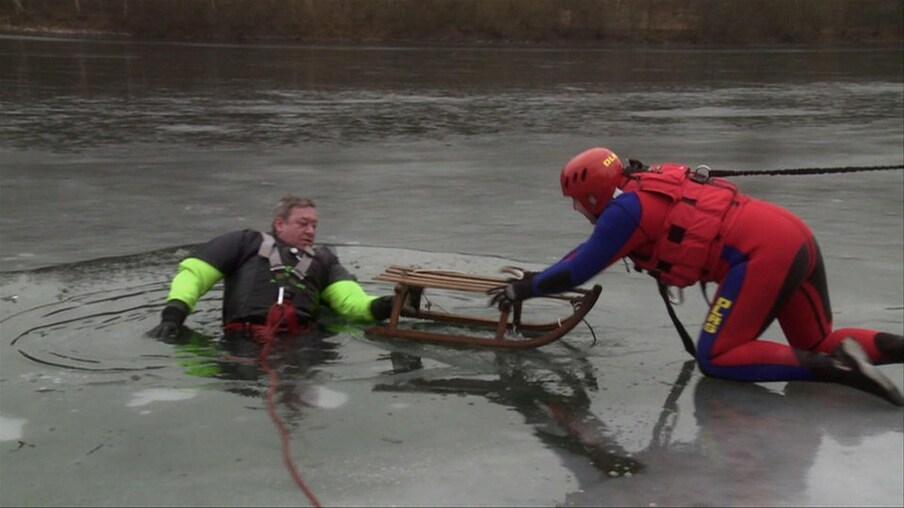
(488, 147, 904, 406)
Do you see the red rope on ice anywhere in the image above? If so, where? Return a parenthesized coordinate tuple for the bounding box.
(261, 356, 322, 508)
(226, 297, 322, 508)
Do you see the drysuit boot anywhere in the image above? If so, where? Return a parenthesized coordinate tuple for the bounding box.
(875, 332, 904, 364)
(799, 338, 904, 406)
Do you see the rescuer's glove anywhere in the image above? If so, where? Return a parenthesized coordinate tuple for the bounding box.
(486, 266, 535, 311)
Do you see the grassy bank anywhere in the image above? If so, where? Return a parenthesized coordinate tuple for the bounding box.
(2, 0, 902, 45)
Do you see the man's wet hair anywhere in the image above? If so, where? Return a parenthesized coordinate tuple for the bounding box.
(273, 195, 316, 219)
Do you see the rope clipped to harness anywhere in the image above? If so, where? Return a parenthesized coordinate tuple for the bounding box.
(262, 288, 322, 507)
(227, 287, 323, 508)
(259, 288, 303, 349)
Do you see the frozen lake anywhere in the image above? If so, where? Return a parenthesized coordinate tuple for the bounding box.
(1, 36, 902, 506)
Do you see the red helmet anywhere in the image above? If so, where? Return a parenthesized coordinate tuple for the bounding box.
(560, 147, 624, 218)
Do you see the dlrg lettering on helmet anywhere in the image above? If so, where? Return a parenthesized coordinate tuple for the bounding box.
(560, 147, 625, 219)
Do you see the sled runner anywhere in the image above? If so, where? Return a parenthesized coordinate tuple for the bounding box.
(364, 265, 602, 349)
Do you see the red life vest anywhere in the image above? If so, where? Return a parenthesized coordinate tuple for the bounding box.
(620, 164, 747, 287)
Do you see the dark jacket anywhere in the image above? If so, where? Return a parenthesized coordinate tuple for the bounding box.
(165, 229, 378, 324)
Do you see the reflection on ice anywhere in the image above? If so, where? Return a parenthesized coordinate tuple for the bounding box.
(0, 244, 900, 507)
(0, 415, 27, 441)
(298, 385, 349, 409)
(127, 388, 199, 408)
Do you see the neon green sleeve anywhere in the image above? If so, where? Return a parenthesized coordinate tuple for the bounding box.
(165, 257, 225, 312)
(320, 279, 379, 322)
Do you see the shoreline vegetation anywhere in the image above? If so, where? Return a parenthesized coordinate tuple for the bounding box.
(1, 0, 902, 46)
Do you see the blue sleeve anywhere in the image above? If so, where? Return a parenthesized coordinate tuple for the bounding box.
(532, 192, 643, 295)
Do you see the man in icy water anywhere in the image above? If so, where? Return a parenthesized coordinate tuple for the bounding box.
(487, 147, 904, 406)
(148, 194, 393, 350)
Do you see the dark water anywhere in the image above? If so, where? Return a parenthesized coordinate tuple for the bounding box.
(2, 36, 903, 271)
(0, 35, 902, 507)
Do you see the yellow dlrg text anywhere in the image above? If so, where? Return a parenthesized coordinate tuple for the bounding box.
(704, 297, 733, 333)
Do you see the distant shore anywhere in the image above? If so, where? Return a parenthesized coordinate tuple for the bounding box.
(2, 0, 902, 46)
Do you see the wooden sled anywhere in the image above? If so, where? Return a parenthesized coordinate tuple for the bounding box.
(364, 265, 602, 349)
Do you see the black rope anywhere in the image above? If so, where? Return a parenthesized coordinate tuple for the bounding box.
(581, 317, 598, 347)
(710, 164, 903, 177)
(657, 281, 697, 358)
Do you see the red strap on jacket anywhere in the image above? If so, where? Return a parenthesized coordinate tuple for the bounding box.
(223, 300, 311, 351)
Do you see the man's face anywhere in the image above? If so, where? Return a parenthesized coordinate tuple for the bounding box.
(274, 206, 318, 249)
(572, 198, 598, 225)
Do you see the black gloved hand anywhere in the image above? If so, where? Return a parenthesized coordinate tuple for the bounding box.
(487, 271, 535, 311)
(369, 295, 394, 321)
(147, 300, 189, 342)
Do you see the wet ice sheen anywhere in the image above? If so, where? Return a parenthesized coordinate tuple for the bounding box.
(0, 38, 901, 507)
(127, 388, 199, 408)
(0, 416, 27, 441)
